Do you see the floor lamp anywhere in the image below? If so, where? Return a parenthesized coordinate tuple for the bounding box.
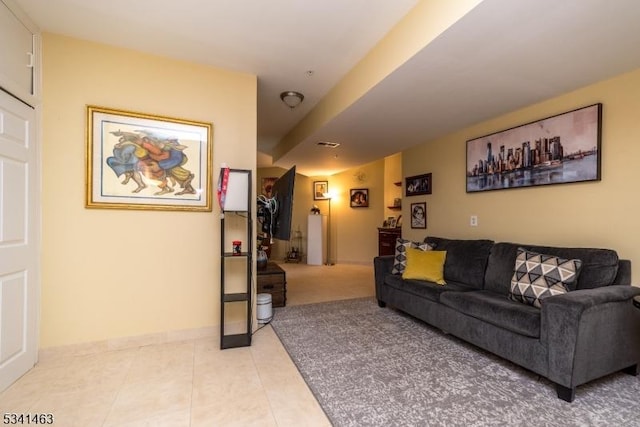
(323, 193, 333, 265)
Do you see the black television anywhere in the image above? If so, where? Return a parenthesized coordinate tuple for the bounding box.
(260, 166, 296, 241)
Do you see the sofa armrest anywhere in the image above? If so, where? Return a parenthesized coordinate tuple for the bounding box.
(542, 285, 640, 388)
(373, 255, 395, 300)
(612, 259, 632, 286)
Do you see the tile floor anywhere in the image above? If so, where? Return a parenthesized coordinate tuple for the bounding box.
(0, 262, 375, 426)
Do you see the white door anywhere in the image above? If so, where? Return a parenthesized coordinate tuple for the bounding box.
(0, 88, 39, 391)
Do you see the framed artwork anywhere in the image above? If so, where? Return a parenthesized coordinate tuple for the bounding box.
(405, 173, 432, 196)
(466, 103, 602, 193)
(387, 216, 397, 228)
(86, 105, 212, 211)
(261, 177, 277, 198)
(350, 188, 369, 208)
(410, 202, 427, 229)
(313, 181, 329, 200)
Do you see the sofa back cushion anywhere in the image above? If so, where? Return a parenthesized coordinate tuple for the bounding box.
(484, 242, 620, 295)
(424, 237, 494, 289)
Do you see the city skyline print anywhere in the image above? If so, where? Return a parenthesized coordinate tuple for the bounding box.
(466, 103, 602, 193)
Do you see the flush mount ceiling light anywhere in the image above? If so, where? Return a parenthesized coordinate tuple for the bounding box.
(280, 91, 304, 109)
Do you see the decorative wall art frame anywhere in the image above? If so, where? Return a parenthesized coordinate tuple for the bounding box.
(405, 173, 432, 196)
(466, 103, 602, 193)
(86, 106, 213, 211)
(349, 188, 369, 208)
(386, 216, 397, 228)
(313, 181, 329, 200)
(410, 202, 427, 229)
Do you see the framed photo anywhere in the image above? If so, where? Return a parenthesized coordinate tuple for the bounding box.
(350, 188, 369, 208)
(410, 202, 427, 229)
(86, 105, 212, 211)
(466, 103, 602, 193)
(405, 173, 432, 196)
(313, 181, 329, 200)
(387, 216, 397, 228)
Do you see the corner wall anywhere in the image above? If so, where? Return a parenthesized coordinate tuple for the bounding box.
(402, 68, 640, 281)
(327, 158, 386, 264)
(41, 33, 257, 348)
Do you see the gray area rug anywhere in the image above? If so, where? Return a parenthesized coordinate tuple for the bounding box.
(271, 297, 640, 426)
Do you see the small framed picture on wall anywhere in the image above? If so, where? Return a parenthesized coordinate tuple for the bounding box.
(410, 202, 427, 229)
(405, 173, 432, 196)
(350, 188, 369, 208)
(313, 181, 329, 200)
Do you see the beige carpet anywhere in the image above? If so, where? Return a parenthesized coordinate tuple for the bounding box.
(277, 262, 375, 306)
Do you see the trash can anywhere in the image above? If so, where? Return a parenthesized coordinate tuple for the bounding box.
(257, 293, 273, 324)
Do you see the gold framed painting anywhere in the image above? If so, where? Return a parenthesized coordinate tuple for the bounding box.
(86, 106, 213, 211)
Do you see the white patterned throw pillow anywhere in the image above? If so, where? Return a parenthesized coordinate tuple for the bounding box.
(391, 238, 435, 275)
(509, 247, 582, 308)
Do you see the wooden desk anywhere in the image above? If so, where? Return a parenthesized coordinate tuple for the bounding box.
(257, 262, 287, 307)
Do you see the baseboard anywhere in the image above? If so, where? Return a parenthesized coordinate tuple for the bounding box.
(38, 326, 217, 363)
(335, 260, 373, 266)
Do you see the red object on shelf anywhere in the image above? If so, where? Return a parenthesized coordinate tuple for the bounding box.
(232, 240, 242, 255)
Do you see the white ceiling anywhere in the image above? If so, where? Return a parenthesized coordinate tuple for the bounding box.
(14, 0, 640, 176)
(13, 0, 417, 172)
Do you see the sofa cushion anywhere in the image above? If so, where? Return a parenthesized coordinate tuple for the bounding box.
(485, 242, 620, 295)
(440, 290, 541, 338)
(402, 248, 446, 284)
(509, 247, 582, 308)
(391, 238, 434, 275)
(424, 237, 494, 289)
(384, 274, 476, 302)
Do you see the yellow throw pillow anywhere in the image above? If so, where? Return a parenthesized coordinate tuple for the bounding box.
(402, 248, 447, 285)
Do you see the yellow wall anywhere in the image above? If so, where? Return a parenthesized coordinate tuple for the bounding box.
(35, 5, 640, 350)
(402, 68, 640, 281)
(326, 159, 386, 264)
(384, 153, 403, 219)
(41, 33, 256, 348)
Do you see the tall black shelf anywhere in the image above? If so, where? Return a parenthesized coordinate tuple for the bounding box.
(220, 169, 253, 349)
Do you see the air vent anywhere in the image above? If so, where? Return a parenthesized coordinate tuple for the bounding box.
(317, 141, 340, 148)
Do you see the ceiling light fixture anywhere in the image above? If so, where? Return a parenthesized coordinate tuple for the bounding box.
(280, 91, 304, 109)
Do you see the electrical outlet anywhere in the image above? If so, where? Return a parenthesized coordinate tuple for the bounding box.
(470, 215, 478, 227)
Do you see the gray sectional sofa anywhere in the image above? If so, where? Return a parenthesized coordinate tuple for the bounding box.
(374, 236, 640, 401)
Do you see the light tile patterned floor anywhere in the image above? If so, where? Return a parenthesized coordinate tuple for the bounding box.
(0, 263, 375, 426)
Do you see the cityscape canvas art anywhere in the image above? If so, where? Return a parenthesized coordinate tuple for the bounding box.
(466, 104, 602, 193)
